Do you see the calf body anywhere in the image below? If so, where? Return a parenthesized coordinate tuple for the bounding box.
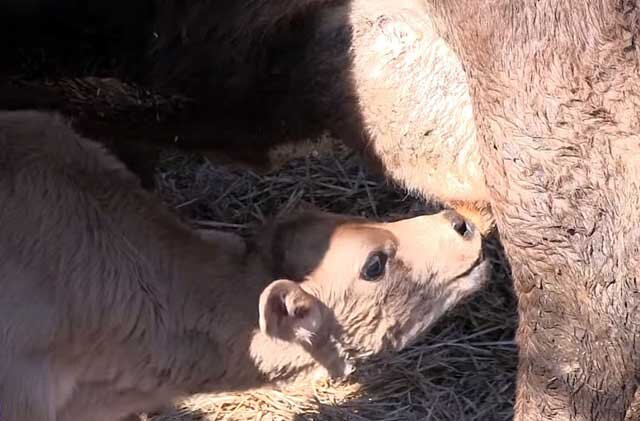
(0, 111, 488, 420)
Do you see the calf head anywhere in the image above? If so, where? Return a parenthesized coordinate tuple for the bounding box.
(257, 209, 489, 375)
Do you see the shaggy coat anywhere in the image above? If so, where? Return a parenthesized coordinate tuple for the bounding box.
(424, 0, 640, 419)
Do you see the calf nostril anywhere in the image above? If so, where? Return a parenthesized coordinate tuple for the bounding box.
(443, 210, 473, 238)
(452, 218, 469, 237)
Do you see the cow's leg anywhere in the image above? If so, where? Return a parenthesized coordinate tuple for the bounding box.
(513, 279, 638, 421)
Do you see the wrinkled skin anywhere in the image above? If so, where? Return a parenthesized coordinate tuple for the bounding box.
(425, 0, 640, 419)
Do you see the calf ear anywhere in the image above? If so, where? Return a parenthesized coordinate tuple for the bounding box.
(259, 279, 325, 346)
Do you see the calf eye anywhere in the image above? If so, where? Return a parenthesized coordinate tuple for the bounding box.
(360, 251, 388, 281)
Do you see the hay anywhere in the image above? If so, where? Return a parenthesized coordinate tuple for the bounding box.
(152, 143, 517, 421)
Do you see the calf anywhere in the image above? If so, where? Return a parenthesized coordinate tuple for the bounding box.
(0, 110, 489, 420)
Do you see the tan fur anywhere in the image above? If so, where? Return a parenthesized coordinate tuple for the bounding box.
(0, 111, 489, 421)
(446, 200, 495, 235)
(0, 0, 494, 232)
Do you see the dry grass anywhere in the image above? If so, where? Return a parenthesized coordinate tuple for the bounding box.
(150, 143, 518, 421)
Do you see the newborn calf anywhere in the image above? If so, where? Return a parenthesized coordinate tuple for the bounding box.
(0, 111, 489, 421)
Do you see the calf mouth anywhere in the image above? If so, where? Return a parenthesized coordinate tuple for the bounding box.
(446, 251, 490, 289)
(466, 258, 491, 286)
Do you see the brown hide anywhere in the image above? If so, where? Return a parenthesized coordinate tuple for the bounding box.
(425, 0, 640, 419)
